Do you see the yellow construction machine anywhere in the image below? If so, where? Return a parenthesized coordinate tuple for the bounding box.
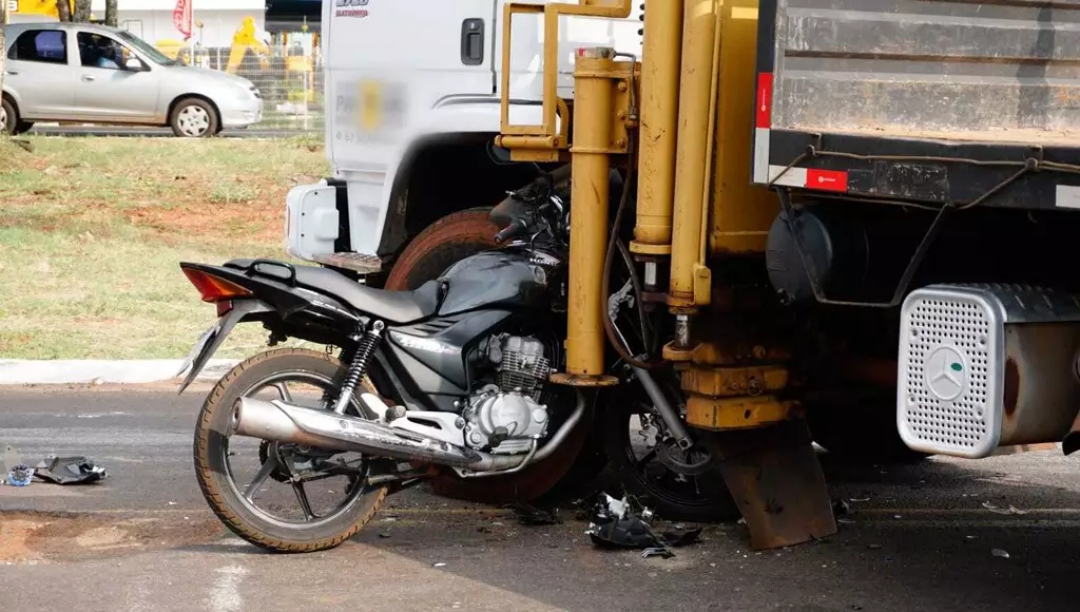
(9, 0, 71, 20)
(493, 0, 834, 550)
(225, 16, 271, 74)
(493, 0, 1080, 550)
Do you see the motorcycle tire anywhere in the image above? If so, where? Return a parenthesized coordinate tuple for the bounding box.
(600, 378, 741, 523)
(193, 348, 388, 553)
(384, 208, 609, 505)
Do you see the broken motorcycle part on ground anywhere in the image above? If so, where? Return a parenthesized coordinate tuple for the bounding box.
(3, 444, 33, 486)
(34, 456, 110, 485)
(585, 493, 703, 558)
(6, 463, 34, 487)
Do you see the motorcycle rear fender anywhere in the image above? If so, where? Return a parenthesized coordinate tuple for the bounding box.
(176, 299, 273, 394)
(176, 262, 361, 394)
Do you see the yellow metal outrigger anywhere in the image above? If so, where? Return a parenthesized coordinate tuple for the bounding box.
(496, 0, 837, 550)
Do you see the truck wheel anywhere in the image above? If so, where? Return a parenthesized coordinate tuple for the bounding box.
(170, 98, 219, 138)
(807, 388, 929, 464)
(384, 207, 609, 505)
(384, 208, 499, 290)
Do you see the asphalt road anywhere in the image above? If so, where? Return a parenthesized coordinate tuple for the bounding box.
(1, 386, 1078, 612)
(27, 126, 316, 138)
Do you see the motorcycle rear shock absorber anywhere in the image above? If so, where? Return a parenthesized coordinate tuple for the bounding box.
(332, 320, 385, 414)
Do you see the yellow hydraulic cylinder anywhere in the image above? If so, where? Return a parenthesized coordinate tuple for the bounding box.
(669, 0, 719, 308)
(564, 48, 617, 380)
(631, 0, 684, 257)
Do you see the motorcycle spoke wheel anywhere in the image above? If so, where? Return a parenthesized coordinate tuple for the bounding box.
(194, 348, 388, 553)
(221, 372, 369, 526)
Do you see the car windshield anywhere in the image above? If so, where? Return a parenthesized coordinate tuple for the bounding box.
(115, 30, 175, 65)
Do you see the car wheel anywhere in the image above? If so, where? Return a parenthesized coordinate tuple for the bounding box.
(169, 98, 219, 138)
(1, 98, 18, 136)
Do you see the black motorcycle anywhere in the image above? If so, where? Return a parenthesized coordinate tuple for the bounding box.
(177, 176, 732, 552)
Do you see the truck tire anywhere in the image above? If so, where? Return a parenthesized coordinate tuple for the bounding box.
(384, 208, 499, 290)
(170, 97, 219, 138)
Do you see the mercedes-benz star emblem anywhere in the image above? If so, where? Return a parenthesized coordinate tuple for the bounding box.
(925, 345, 966, 401)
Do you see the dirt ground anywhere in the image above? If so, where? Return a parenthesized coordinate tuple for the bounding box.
(0, 511, 224, 564)
(0, 136, 326, 360)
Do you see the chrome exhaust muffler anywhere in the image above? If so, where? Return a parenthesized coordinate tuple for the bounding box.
(231, 391, 588, 473)
(232, 397, 481, 467)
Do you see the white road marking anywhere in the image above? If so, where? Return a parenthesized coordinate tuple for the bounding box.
(209, 565, 249, 612)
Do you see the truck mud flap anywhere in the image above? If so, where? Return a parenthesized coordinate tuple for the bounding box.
(708, 419, 837, 550)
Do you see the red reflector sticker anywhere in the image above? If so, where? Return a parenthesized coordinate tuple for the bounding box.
(755, 73, 774, 129)
(806, 169, 849, 192)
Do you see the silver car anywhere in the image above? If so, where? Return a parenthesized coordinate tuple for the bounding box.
(1, 22, 263, 137)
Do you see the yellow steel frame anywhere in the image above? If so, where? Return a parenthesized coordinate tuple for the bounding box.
(496, 0, 633, 155)
(631, 0, 684, 257)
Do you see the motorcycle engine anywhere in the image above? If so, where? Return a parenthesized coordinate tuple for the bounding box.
(462, 334, 552, 454)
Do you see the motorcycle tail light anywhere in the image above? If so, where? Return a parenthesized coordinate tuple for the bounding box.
(182, 269, 253, 303)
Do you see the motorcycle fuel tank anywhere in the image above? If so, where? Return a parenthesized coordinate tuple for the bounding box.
(436, 247, 562, 317)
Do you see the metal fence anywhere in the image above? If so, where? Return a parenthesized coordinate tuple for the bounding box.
(179, 40, 324, 132)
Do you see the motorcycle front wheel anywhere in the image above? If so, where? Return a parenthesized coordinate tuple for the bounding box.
(193, 348, 388, 553)
(600, 376, 741, 523)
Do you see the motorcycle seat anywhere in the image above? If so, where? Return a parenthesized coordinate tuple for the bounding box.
(224, 259, 441, 324)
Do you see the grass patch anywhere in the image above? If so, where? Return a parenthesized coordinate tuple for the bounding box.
(0, 136, 330, 360)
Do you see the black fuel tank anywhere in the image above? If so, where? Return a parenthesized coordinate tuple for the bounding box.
(436, 247, 561, 316)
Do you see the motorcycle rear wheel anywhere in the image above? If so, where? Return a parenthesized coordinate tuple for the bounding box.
(193, 348, 388, 553)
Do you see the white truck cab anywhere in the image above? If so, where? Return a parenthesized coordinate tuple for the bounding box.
(284, 0, 642, 281)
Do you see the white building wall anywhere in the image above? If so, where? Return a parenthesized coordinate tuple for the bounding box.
(89, 0, 265, 48)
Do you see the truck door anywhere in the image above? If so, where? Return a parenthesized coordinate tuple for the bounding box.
(326, 0, 497, 163)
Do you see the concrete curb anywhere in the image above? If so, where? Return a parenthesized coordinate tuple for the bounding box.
(0, 359, 240, 385)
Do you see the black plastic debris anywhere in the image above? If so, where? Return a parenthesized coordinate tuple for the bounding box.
(511, 502, 562, 526)
(34, 456, 109, 485)
(585, 493, 702, 558)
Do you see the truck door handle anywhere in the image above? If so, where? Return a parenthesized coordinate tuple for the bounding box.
(82, 75, 96, 82)
(460, 18, 485, 66)
(4, 70, 18, 76)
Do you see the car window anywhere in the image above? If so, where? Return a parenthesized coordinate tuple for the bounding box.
(76, 32, 132, 70)
(115, 30, 174, 66)
(8, 30, 68, 64)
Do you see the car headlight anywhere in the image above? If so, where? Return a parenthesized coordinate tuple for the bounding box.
(237, 84, 260, 101)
